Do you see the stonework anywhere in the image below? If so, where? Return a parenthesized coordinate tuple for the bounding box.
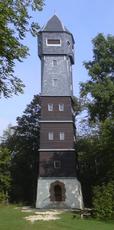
(36, 178, 83, 209)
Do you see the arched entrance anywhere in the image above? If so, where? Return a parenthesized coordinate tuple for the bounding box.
(50, 181, 66, 202)
(54, 184, 62, 201)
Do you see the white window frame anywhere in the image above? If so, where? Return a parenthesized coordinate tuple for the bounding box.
(48, 132, 54, 140)
(59, 104, 64, 111)
(54, 160, 61, 169)
(46, 38, 61, 46)
(60, 132, 65, 141)
(48, 104, 53, 111)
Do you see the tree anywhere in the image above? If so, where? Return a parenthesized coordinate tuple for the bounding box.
(5, 95, 41, 204)
(78, 34, 114, 208)
(0, 0, 44, 98)
(80, 33, 114, 123)
(0, 146, 11, 202)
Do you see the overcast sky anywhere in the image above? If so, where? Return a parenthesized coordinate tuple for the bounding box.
(0, 0, 114, 136)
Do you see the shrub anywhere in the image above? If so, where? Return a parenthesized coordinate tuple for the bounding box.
(0, 192, 8, 203)
(92, 181, 114, 219)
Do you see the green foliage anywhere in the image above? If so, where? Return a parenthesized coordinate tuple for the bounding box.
(72, 96, 82, 116)
(93, 182, 114, 219)
(81, 33, 114, 122)
(78, 33, 114, 209)
(0, 147, 11, 202)
(0, 0, 44, 98)
(4, 95, 41, 204)
(77, 119, 114, 206)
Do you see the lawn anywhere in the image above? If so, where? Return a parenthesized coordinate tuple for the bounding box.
(0, 205, 114, 230)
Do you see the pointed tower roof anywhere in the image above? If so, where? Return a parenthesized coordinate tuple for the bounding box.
(42, 15, 70, 32)
(43, 15, 65, 32)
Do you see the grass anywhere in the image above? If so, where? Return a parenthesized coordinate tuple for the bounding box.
(0, 205, 114, 230)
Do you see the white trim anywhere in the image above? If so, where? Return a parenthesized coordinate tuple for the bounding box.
(59, 104, 64, 111)
(48, 132, 54, 140)
(39, 149, 75, 151)
(46, 38, 61, 46)
(39, 120, 73, 123)
(48, 103, 53, 111)
(54, 160, 61, 169)
(60, 132, 65, 140)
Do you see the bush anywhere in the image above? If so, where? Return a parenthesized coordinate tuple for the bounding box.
(0, 192, 8, 203)
(92, 181, 114, 219)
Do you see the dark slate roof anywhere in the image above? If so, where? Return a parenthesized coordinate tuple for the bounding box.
(40, 15, 75, 43)
(42, 15, 68, 32)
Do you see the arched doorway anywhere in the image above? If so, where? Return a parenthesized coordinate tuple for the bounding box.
(50, 181, 66, 202)
(54, 184, 62, 201)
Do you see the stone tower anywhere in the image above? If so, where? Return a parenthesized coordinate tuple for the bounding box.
(36, 15, 83, 209)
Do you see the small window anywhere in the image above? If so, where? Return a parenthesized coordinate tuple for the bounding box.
(59, 104, 64, 111)
(52, 79, 57, 87)
(48, 104, 53, 111)
(53, 60, 57, 66)
(48, 132, 54, 140)
(46, 39, 61, 46)
(67, 40, 71, 46)
(60, 132, 65, 140)
(54, 161, 61, 169)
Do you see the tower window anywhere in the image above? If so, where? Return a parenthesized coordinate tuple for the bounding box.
(48, 132, 54, 140)
(60, 132, 65, 140)
(54, 161, 61, 169)
(52, 79, 57, 87)
(53, 60, 57, 66)
(46, 39, 61, 46)
(48, 104, 53, 111)
(67, 40, 71, 46)
(59, 104, 64, 111)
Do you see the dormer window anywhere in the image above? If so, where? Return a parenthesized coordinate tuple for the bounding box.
(46, 39, 61, 46)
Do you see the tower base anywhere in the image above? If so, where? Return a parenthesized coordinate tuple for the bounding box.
(36, 177, 83, 209)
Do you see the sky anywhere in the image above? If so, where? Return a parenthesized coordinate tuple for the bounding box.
(0, 0, 114, 136)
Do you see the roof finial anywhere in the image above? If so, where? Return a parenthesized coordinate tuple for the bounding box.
(54, 9, 56, 15)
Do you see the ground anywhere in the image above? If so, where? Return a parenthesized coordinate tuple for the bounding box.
(0, 205, 114, 230)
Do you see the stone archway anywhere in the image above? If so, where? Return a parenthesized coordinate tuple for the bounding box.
(49, 181, 66, 202)
(54, 184, 62, 201)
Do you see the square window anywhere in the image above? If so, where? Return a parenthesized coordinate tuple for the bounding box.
(52, 79, 57, 87)
(60, 132, 65, 140)
(53, 60, 57, 66)
(48, 104, 53, 111)
(48, 132, 54, 140)
(59, 104, 64, 111)
(54, 161, 61, 169)
(46, 39, 61, 46)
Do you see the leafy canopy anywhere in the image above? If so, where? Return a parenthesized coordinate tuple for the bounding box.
(81, 33, 114, 122)
(0, 0, 44, 98)
(5, 95, 41, 203)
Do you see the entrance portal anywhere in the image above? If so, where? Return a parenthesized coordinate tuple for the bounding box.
(50, 181, 66, 202)
(54, 185, 62, 201)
